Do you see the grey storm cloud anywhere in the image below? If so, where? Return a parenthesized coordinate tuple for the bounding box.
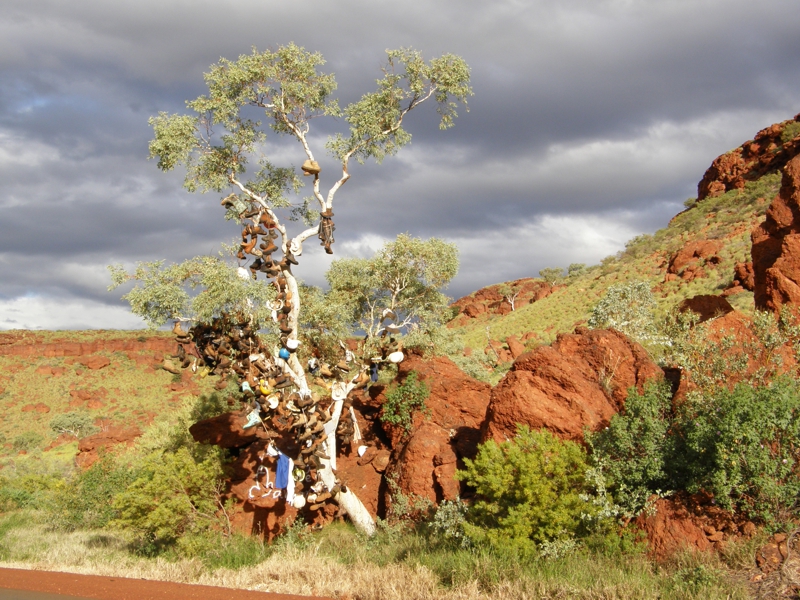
(1, 0, 799, 327)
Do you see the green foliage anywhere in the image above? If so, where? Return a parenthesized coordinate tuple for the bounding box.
(567, 263, 587, 278)
(780, 120, 800, 144)
(149, 42, 469, 201)
(588, 281, 659, 345)
(112, 447, 227, 545)
(457, 427, 613, 554)
(49, 412, 98, 438)
(591, 377, 800, 526)
(327, 48, 472, 164)
(587, 381, 675, 516)
(383, 372, 430, 433)
(108, 254, 275, 329)
(538, 267, 565, 285)
(12, 431, 43, 453)
(428, 498, 471, 548)
(0, 473, 60, 511)
(327, 234, 459, 344)
(679, 379, 800, 524)
(48, 457, 136, 531)
(296, 283, 353, 364)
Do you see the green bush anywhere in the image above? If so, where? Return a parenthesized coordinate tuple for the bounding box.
(0, 473, 60, 512)
(48, 457, 136, 531)
(587, 381, 676, 516)
(49, 412, 99, 438)
(679, 378, 800, 525)
(12, 431, 44, 452)
(382, 371, 430, 433)
(457, 426, 615, 554)
(112, 447, 228, 546)
(539, 267, 565, 285)
(588, 281, 660, 346)
(590, 378, 800, 526)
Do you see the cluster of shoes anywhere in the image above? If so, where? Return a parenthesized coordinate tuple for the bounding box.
(235, 210, 298, 279)
(335, 396, 358, 446)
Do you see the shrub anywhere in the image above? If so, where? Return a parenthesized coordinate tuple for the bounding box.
(678, 378, 800, 525)
(588, 281, 659, 345)
(539, 267, 565, 285)
(48, 457, 136, 531)
(428, 498, 470, 548)
(457, 426, 613, 554)
(112, 447, 228, 546)
(0, 473, 60, 512)
(586, 381, 676, 516)
(590, 378, 800, 526)
(12, 432, 43, 453)
(382, 371, 430, 433)
(49, 412, 99, 438)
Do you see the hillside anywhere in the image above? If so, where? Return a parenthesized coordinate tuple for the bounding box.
(0, 330, 219, 472)
(449, 113, 800, 358)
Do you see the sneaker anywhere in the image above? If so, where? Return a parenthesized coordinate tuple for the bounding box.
(242, 410, 261, 430)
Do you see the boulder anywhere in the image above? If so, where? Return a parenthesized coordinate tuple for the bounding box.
(505, 335, 526, 359)
(481, 327, 662, 443)
(733, 261, 755, 291)
(371, 354, 491, 509)
(75, 426, 141, 469)
(678, 294, 734, 323)
(634, 492, 753, 560)
(80, 356, 111, 370)
(666, 240, 722, 281)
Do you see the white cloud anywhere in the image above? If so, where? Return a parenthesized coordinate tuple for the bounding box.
(0, 295, 145, 330)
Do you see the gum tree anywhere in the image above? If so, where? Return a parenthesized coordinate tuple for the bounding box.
(117, 43, 471, 535)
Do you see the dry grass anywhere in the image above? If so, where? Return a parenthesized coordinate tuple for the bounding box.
(0, 516, 752, 600)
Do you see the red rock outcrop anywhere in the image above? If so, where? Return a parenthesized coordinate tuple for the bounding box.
(635, 492, 754, 560)
(75, 426, 142, 469)
(664, 240, 722, 282)
(698, 114, 800, 201)
(79, 356, 111, 370)
(482, 327, 662, 443)
(367, 354, 491, 510)
(752, 154, 800, 312)
(0, 333, 177, 358)
(449, 278, 555, 325)
(678, 294, 734, 323)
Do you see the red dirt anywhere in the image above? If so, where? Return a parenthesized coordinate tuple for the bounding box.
(635, 492, 756, 560)
(0, 567, 328, 600)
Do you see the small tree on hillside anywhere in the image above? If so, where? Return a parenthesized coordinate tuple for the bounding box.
(111, 44, 471, 536)
(326, 234, 458, 344)
(539, 267, 565, 286)
(588, 281, 659, 345)
(497, 282, 523, 311)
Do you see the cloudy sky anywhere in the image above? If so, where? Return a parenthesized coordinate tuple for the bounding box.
(1, 0, 799, 330)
